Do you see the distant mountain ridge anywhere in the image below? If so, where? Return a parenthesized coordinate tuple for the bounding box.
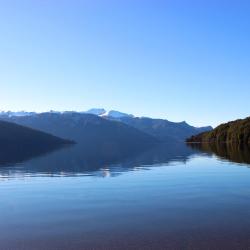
(0, 108, 212, 143)
(0, 112, 158, 158)
(0, 111, 36, 117)
(106, 115, 212, 142)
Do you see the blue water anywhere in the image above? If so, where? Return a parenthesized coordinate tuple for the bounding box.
(1, 144, 250, 250)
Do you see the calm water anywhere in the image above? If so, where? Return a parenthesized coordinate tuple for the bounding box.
(1, 143, 250, 250)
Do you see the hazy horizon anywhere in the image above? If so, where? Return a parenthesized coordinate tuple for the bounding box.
(1, 1, 250, 127)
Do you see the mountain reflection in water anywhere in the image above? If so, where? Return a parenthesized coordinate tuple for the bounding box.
(2, 143, 250, 250)
(0, 143, 199, 178)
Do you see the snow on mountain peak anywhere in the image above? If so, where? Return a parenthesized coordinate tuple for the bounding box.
(0, 108, 134, 119)
(0, 111, 35, 117)
(107, 110, 134, 118)
(85, 108, 107, 116)
(84, 108, 134, 118)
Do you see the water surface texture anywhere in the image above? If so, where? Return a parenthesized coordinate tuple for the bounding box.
(1, 144, 250, 250)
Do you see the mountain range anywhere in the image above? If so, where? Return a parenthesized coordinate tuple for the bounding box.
(0, 109, 213, 165)
(0, 112, 158, 159)
(0, 108, 212, 143)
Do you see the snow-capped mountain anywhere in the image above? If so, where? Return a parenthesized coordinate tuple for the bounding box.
(0, 108, 212, 142)
(0, 111, 36, 117)
(85, 108, 106, 116)
(84, 108, 134, 118)
(107, 110, 134, 118)
(0, 109, 134, 119)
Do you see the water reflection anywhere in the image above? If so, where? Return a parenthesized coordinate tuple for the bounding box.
(188, 143, 250, 164)
(0, 143, 200, 178)
(2, 143, 250, 249)
(0, 144, 70, 167)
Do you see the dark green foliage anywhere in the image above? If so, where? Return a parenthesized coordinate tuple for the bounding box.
(186, 117, 250, 145)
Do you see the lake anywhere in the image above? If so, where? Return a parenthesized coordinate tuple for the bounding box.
(1, 143, 250, 250)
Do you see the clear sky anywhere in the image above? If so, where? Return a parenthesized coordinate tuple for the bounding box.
(0, 0, 249, 127)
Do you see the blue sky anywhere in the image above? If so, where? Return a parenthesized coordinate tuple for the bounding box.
(0, 0, 249, 127)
